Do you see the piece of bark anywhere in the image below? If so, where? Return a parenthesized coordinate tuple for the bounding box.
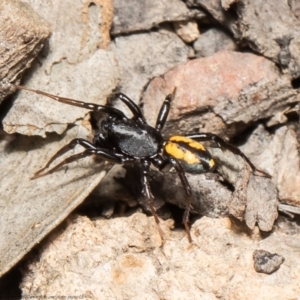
(0, 0, 120, 278)
(0, 0, 51, 104)
(186, 0, 239, 37)
(3, 50, 119, 137)
(235, 0, 300, 77)
(23, 0, 113, 64)
(3, 0, 120, 137)
(143, 51, 298, 138)
(245, 175, 278, 231)
(241, 126, 300, 206)
(187, 0, 300, 78)
(0, 126, 107, 278)
(211, 146, 277, 231)
(111, 0, 207, 35)
(228, 164, 251, 221)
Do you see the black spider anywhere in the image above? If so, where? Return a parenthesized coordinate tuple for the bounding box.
(14, 85, 270, 242)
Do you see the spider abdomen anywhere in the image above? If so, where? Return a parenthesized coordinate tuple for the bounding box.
(164, 136, 215, 174)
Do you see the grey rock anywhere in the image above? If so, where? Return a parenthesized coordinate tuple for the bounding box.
(110, 29, 190, 106)
(194, 27, 236, 57)
(253, 249, 285, 274)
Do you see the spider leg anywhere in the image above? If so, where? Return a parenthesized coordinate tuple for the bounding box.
(110, 93, 146, 123)
(33, 149, 96, 179)
(186, 133, 271, 178)
(140, 160, 164, 241)
(33, 146, 125, 179)
(151, 155, 173, 173)
(155, 87, 177, 131)
(35, 139, 98, 177)
(14, 85, 126, 118)
(169, 158, 193, 243)
(152, 154, 193, 242)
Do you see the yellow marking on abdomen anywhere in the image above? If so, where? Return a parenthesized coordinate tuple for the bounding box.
(165, 142, 200, 164)
(169, 136, 206, 151)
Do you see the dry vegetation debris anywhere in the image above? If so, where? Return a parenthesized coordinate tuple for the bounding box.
(1, 0, 300, 297)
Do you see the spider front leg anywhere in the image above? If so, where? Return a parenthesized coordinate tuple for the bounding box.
(14, 85, 126, 118)
(109, 93, 146, 123)
(155, 87, 177, 132)
(186, 133, 271, 178)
